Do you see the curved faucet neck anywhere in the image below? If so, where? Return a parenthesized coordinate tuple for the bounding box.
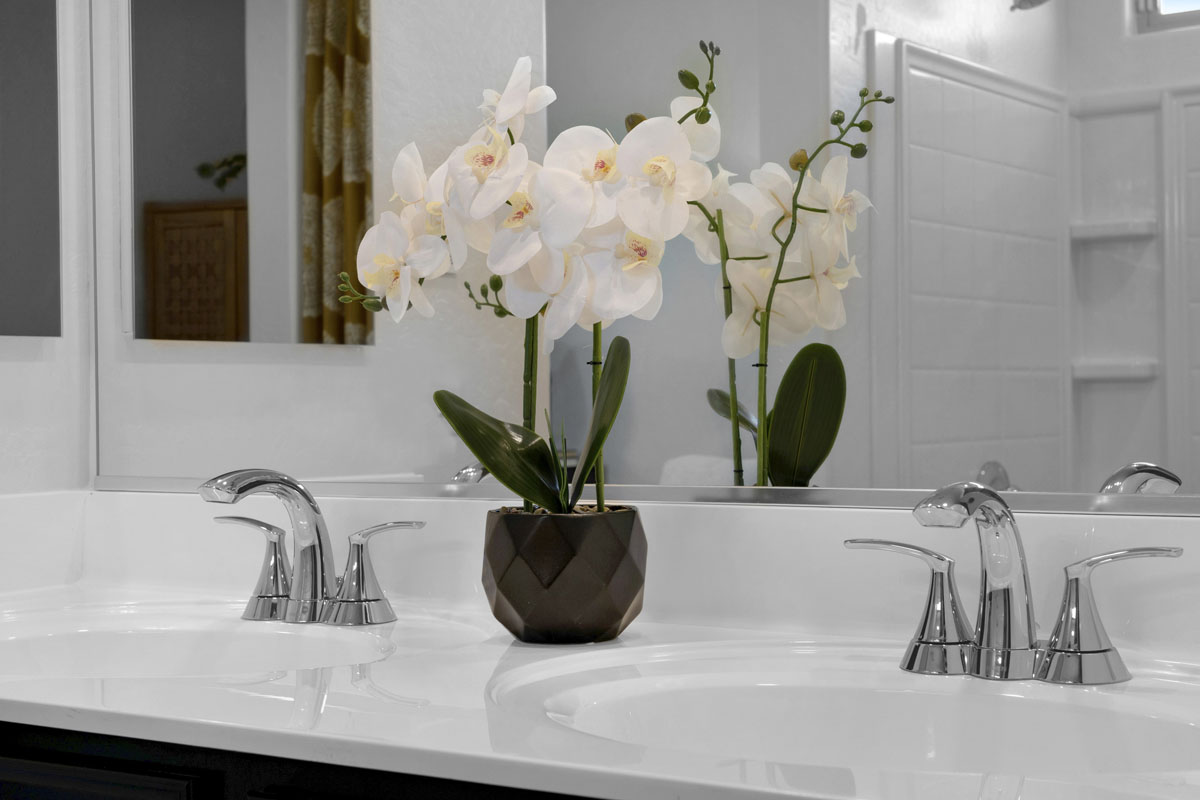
(200, 469, 337, 622)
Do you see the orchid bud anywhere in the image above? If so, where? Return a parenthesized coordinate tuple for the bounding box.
(338, 296, 352, 304)
(493, 307, 507, 318)
(363, 298, 383, 313)
(884, 96, 895, 104)
(859, 87, 869, 98)
(706, 80, 716, 94)
(488, 275, 504, 292)
(858, 119, 874, 132)
(712, 44, 721, 56)
(624, 113, 646, 132)
(850, 143, 868, 159)
(699, 40, 708, 54)
(788, 149, 809, 171)
(480, 284, 489, 299)
(874, 90, 883, 98)
(695, 107, 711, 124)
(678, 69, 700, 91)
(830, 110, 845, 125)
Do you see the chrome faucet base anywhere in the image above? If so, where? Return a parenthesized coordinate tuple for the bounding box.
(324, 598, 397, 626)
(970, 646, 1041, 680)
(902, 641, 970, 676)
(283, 598, 327, 624)
(1036, 648, 1130, 685)
(243, 595, 289, 622)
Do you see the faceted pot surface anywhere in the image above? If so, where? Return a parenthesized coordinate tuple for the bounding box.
(482, 507, 647, 644)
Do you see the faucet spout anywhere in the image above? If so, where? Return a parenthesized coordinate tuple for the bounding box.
(913, 481, 1039, 679)
(200, 469, 337, 623)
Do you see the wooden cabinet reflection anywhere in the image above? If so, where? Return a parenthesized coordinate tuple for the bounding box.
(144, 199, 248, 341)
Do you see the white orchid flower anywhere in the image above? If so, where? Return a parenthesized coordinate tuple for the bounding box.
(615, 116, 713, 241)
(447, 128, 529, 220)
(580, 220, 665, 321)
(801, 155, 872, 259)
(502, 246, 591, 353)
(479, 56, 556, 144)
(669, 96, 721, 162)
(793, 236, 862, 330)
(356, 210, 447, 323)
(543, 125, 624, 228)
(681, 165, 760, 265)
(721, 260, 815, 359)
(486, 163, 592, 277)
(389, 143, 472, 272)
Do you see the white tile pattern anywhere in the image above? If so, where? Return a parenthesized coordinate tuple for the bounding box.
(900, 55, 1068, 490)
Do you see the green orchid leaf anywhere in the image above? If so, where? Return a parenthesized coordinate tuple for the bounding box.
(706, 388, 758, 444)
(569, 336, 631, 510)
(767, 343, 845, 487)
(433, 390, 566, 513)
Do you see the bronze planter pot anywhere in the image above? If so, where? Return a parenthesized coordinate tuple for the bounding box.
(482, 507, 647, 644)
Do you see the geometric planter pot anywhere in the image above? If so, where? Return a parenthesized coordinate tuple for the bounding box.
(481, 507, 647, 644)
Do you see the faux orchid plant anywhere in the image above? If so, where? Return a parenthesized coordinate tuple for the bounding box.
(342, 48, 722, 511)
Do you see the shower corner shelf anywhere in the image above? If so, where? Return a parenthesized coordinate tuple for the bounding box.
(1071, 357, 1160, 382)
(1069, 219, 1158, 242)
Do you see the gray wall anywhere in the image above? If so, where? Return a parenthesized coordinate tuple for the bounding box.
(0, 0, 60, 337)
(132, 0, 247, 337)
(547, 0, 830, 484)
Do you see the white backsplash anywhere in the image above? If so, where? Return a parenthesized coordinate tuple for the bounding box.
(4, 489, 1197, 660)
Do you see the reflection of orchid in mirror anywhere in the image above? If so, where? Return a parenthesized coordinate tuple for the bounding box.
(682, 79, 893, 487)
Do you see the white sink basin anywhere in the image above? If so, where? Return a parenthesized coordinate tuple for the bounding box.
(0, 603, 396, 678)
(489, 640, 1200, 780)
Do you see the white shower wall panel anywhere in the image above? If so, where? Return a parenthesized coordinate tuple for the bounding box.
(899, 54, 1068, 491)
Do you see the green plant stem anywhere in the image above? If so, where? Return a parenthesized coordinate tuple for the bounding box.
(591, 323, 605, 511)
(522, 316, 539, 512)
(715, 209, 745, 487)
(754, 94, 883, 486)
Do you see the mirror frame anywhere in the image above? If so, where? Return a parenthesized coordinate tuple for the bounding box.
(84, 3, 1200, 517)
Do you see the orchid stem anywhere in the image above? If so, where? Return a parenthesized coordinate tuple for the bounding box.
(522, 315, 538, 512)
(591, 322, 605, 511)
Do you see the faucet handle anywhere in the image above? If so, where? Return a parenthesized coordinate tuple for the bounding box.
(1037, 546, 1184, 685)
(323, 521, 426, 626)
(215, 516, 292, 621)
(845, 539, 973, 675)
(1098, 462, 1182, 495)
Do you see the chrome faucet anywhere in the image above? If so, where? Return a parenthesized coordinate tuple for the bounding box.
(913, 482, 1039, 680)
(451, 462, 489, 483)
(200, 468, 338, 623)
(1098, 462, 1181, 495)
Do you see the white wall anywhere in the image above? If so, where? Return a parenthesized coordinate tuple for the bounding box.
(1067, 0, 1200, 96)
(0, 0, 60, 337)
(547, 0, 830, 485)
(0, 2, 93, 493)
(93, 0, 544, 484)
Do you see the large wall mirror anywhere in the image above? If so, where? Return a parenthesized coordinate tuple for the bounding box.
(93, 0, 1200, 501)
(0, 0, 59, 337)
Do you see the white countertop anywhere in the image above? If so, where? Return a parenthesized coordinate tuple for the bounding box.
(1, 582, 1199, 800)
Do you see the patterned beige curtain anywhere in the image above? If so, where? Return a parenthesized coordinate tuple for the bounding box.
(301, 0, 372, 344)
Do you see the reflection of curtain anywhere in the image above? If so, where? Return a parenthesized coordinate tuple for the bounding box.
(301, 0, 372, 344)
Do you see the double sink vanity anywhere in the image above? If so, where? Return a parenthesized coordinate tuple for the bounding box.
(0, 475, 1198, 799)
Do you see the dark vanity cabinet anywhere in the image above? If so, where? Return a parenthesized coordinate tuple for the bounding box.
(0, 723, 577, 799)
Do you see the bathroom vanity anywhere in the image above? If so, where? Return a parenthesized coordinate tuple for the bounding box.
(0, 488, 1197, 799)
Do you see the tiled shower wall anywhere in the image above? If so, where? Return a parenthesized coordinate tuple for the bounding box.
(899, 51, 1068, 491)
